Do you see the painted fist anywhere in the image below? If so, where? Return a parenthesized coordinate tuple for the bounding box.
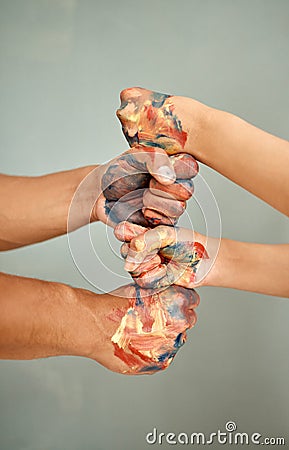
(115, 222, 208, 289)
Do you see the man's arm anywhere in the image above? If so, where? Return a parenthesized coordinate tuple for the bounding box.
(0, 148, 198, 250)
(0, 167, 97, 250)
(0, 272, 198, 375)
(0, 271, 133, 375)
(0, 272, 99, 360)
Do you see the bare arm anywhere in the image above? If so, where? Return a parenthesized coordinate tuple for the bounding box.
(206, 238, 289, 298)
(0, 148, 198, 250)
(0, 167, 97, 250)
(194, 109, 289, 216)
(115, 222, 289, 298)
(0, 272, 100, 360)
(117, 87, 289, 216)
(0, 272, 198, 374)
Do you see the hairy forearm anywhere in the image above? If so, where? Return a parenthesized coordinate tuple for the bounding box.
(0, 166, 98, 250)
(206, 239, 289, 298)
(0, 272, 100, 359)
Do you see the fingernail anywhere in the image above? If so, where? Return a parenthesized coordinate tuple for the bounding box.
(157, 166, 175, 182)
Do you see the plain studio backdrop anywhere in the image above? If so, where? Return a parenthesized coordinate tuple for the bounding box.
(0, 1, 289, 449)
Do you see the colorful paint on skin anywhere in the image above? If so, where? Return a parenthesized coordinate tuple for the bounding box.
(100, 149, 198, 227)
(129, 242, 208, 289)
(116, 88, 188, 155)
(143, 153, 198, 223)
(115, 222, 209, 289)
(110, 284, 199, 374)
(146, 242, 208, 289)
(142, 208, 177, 227)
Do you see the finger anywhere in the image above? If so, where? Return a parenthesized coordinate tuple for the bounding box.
(143, 189, 186, 218)
(157, 285, 200, 328)
(132, 264, 169, 289)
(143, 208, 177, 226)
(93, 193, 117, 228)
(135, 260, 186, 289)
(101, 159, 150, 201)
(125, 226, 177, 271)
(125, 248, 159, 272)
(130, 146, 176, 185)
(118, 87, 148, 105)
(104, 197, 149, 226)
(114, 221, 148, 242)
(120, 242, 129, 259)
(130, 226, 177, 253)
(149, 178, 194, 201)
(129, 254, 162, 276)
(116, 88, 153, 148)
(171, 154, 199, 179)
(158, 284, 200, 307)
(146, 149, 176, 185)
(127, 212, 150, 227)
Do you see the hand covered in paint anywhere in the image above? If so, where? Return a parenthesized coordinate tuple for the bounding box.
(116, 87, 204, 156)
(99, 283, 199, 375)
(115, 222, 209, 289)
(94, 147, 198, 227)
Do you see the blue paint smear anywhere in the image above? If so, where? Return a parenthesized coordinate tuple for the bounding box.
(119, 100, 128, 110)
(167, 302, 184, 320)
(104, 199, 118, 225)
(140, 138, 166, 149)
(135, 285, 144, 307)
(174, 333, 185, 348)
(139, 365, 161, 373)
(124, 130, 139, 146)
(158, 350, 176, 362)
(151, 92, 170, 108)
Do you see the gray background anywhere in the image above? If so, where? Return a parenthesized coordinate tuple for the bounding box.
(0, 0, 289, 449)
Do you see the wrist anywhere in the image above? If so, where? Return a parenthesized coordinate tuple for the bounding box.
(201, 238, 240, 289)
(60, 284, 101, 359)
(70, 288, 131, 369)
(66, 165, 101, 230)
(173, 96, 216, 162)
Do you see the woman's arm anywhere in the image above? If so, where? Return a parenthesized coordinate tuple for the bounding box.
(117, 87, 289, 216)
(195, 108, 289, 216)
(115, 222, 289, 298)
(206, 238, 289, 298)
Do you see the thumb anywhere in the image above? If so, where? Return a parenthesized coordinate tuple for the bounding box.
(114, 221, 148, 242)
(145, 148, 176, 185)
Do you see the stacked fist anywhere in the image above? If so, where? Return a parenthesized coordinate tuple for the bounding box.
(96, 87, 209, 375)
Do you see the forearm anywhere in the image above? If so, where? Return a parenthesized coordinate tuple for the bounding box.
(117, 87, 289, 214)
(206, 239, 289, 298)
(183, 102, 289, 215)
(0, 166, 98, 250)
(0, 272, 102, 359)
